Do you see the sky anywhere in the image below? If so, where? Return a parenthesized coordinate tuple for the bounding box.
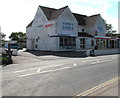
(0, 0, 119, 39)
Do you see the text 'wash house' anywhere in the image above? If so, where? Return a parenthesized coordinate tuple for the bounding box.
(26, 5, 120, 51)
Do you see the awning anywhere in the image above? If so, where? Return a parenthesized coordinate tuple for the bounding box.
(95, 36, 120, 40)
(78, 32, 94, 37)
(116, 38, 120, 40)
(95, 36, 111, 39)
(49, 34, 77, 37)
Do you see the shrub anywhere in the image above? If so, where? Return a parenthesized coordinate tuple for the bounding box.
(0, 57, 8, 65)
(0, 54, 13, 66)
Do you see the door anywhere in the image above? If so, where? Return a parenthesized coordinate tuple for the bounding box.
(80, 38, 85, 49)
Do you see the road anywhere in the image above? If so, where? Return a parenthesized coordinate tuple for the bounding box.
(2, 54, 118, 96)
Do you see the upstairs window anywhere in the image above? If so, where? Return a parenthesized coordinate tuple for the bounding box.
(98, 26, 103, 33)
(95, 31, 98, 36)
(82, 29, 85, 32)
(62, 22, 73, 31)
(36, 39, 38, 42)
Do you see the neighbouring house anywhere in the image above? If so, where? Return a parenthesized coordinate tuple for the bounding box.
(26, 5, 120, 51)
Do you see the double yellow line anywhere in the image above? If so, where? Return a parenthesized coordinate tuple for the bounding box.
(76, 77, 119, 97)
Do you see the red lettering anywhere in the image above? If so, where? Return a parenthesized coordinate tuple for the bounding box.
(45, 24, 53, 28)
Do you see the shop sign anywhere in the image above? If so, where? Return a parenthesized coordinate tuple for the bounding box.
(45, 24, 55, 28)
(37, 25, 43, 28)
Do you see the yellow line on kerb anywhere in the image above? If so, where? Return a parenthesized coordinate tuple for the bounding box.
(76, 77, 119, 97)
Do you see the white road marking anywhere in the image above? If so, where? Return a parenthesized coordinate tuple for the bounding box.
(13, 64, 63, 74)
(41, 64, 63, 69)
(82, 60, 95, 62)
(73, 63, 77, 67)
(18, 66, 72, 78)
(97, 60, 100, 62)
(91, 60, 111, 64)
(14, 56, 116, 74)
(113, 57, 116, 59)
(13, 70, 27, 73)
(37, 69, 41, 73)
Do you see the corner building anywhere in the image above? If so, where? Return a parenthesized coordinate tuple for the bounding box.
(26, 6, 120, 51)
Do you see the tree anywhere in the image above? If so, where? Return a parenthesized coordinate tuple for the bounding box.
(0, 32, 6, 46)
(9, 32, 18, 41)
(9, 32, 26, 43)
(0, 32, 6, 40)
(105, 20, 117, 34)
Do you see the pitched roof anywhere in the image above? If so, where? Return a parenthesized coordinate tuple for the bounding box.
(72, 13, 87, 25)
(86, 14, 100, 27)
(26, 6, 100, 28)
(26, 6, 68, 28)
(39, 5, 68, 20)
(26, 20, 34, 28)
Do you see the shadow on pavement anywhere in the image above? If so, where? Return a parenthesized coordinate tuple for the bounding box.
(24, 50, 87, 58)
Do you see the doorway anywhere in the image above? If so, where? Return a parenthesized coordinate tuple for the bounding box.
(80, 38, 85, 49)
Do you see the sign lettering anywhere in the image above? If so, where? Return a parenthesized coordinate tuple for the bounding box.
(45, 24, 54, 28)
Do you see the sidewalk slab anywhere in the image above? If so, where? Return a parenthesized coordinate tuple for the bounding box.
(87, 78, 119, 96)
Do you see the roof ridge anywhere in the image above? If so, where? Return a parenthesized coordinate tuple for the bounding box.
(39, 5, 68, 20)
(72, 13, 87, 17)
(58, 6, 68, 10)
(39, 5, 68, 10)
(39, 5, 57, 10)
(88, 14, 100, 17)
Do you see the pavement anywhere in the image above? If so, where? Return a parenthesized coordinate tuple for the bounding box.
(97, 83, 118, 96)
(12, 49, 87, 64)
(76, 77, 119, 97)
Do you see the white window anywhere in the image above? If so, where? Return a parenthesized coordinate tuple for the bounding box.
(62, 22, 73, 30)
(98, 26, 103, 33)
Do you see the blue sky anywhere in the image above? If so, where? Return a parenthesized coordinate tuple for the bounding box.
(0, 0, 119, 39)
(107, 2, 118, 17)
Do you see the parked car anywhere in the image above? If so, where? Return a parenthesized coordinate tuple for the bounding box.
(4, 42, 19, 50)
(2, 42, 18, 55)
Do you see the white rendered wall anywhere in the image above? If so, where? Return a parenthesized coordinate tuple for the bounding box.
(86, 16, 106, 37)
(26, 6, 56, 51)
(56, 7, 78, 50)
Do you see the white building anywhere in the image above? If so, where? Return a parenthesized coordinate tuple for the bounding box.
(26, 5, 120, 51)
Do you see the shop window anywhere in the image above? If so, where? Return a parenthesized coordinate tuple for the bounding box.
(107, 40, 109, 48)
(59, 37, 76, 49)
(91, 39, 94, 46)
(60, 37, 63, 46)
(73, 38, 76, 46)
(35, 44, 38, 48)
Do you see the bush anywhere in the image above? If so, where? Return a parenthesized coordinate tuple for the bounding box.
(0, 57, 8, 65)
(0, 54, 13, 66)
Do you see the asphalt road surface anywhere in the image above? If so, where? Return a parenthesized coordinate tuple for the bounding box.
(2, 54, 118, 96)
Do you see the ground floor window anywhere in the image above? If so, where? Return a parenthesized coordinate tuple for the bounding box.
(35, 44, 38, 48)
(80, 38, 85, 49)
(59, 37, 76, 50)
(95, 39, 120, 49)
(110, 40, 117, 48)
(116, 40, 120, 48)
